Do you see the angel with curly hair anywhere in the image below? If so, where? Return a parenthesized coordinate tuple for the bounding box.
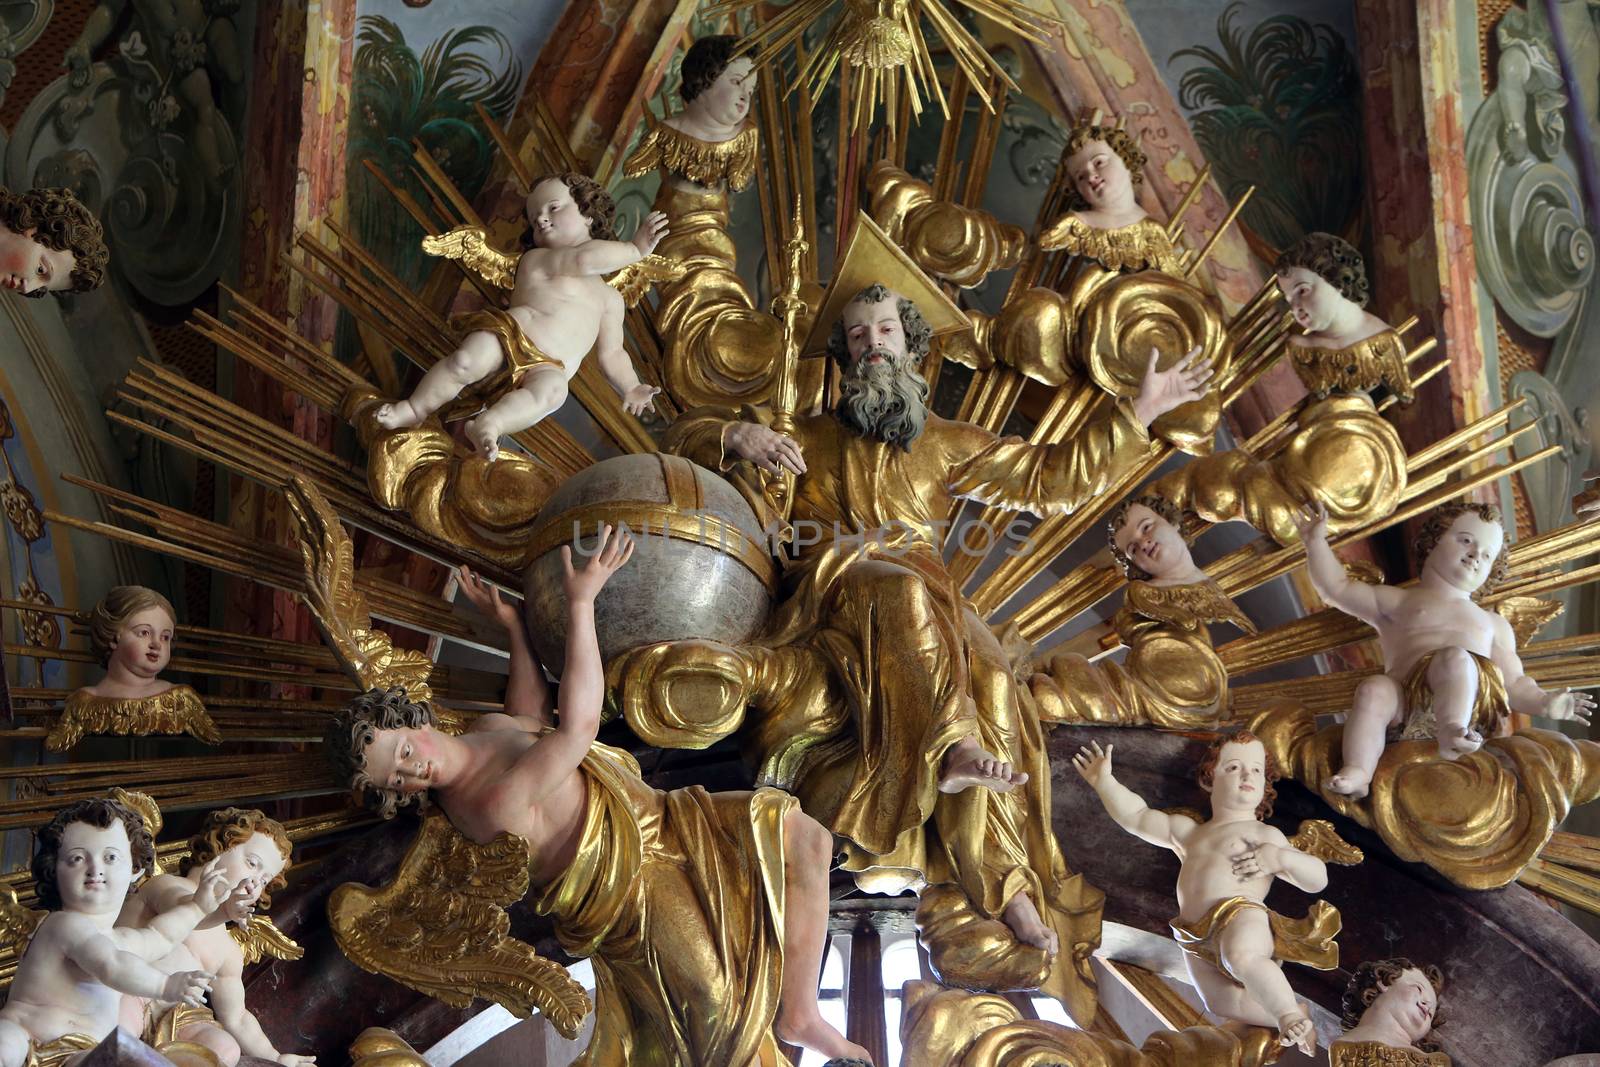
(374, 172, 668, 460)
(1295, 499, 1595, 796)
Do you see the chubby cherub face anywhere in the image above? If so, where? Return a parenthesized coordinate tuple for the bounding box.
(56, 819, 139, 914)
(1368, 966, 1439, 1043)
(1276, 266, 1351, 335)
(1205, 739, 1267, 815)
(691, 56, 756, 129)
(0, 223, 78, 295)
(1422, 512, 1504, 595)
(363, 723, 444, 797)
(525, 178, 594, 250)
(110, 605, 175, 681)
(1064, 138, 1133, 212)
(214, 831, 289, 918)
(1112, 502, 1192, 581)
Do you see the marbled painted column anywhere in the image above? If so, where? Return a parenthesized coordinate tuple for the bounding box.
(1027, 1, 1301, 435)
(1355, 0, 1493, 453)
(226, 0, 356, 645)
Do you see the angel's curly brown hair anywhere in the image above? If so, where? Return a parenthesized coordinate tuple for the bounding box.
(1197, 731, 1280, 820)
(1413, 502, 1509, 599)
(32, 798, 156, 911)
(180, 808, 293, 913)
(1340, 958, 1445, 1049)
(521, 173, 618, 248)
(0, 187, 109, 295)
(1274, 231, 1370, 307)
(326, 687, 438, 819)
(1106, 494, 1187, 581)
(1059, 123, 1147, 211)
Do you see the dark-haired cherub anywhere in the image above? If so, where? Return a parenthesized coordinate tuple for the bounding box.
(375, 172, 667, 460)
(0, 798, 229, 1067)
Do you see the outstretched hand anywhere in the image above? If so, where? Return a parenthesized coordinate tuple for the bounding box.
(1131, 345, 1214, 427)
(1291, 500, 1330, 544)
(1071, 741, 1115, 788)
(1542, 687, 1596, 726)
(457, 565, 522, 631)
(562, 524, 635, 604)
(622, 383, 661, 416)
(632, 211, 670, 256)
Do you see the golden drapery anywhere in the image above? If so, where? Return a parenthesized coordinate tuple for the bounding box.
(533, 742, 796, 1067)
(1025, 581, 1251, 729)
(1329, 1041, 1451, 1066)
(1169, 897, 1341, 976)
(654, 402, 1157, 1020)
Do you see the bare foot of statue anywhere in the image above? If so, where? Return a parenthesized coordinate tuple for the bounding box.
(464, 416, 502, 462)
(938, 736, 1028, 794)
(375, 399, 425, 431)
(1436, 725, 1483, 760)
(1325, 765, 1372, 800)
(1002, 891, 1059, 955)
(774, 1008, 875, 1064)
(1278, 1005, 1315, 1055)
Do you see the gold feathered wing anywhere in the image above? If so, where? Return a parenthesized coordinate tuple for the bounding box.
(229, 916, 305, 966)
(285, 477, 588, 1035)
(284, 476, 436, 703)
(1288, 819, 1365, 865)
(607, 253, 687, 307)
(422, 226, 519, 290)
(328, 812, 591, 1037)
(0, 888, 45, 959)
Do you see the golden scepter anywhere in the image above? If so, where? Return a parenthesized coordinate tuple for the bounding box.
(767, 197, 809, 523)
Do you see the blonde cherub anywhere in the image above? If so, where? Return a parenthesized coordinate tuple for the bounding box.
(374, 172, 667, 461)
(0, 797, 231, 1067)
(1295, 500, 1595, 798)
(1074, 734, 1346, 1055)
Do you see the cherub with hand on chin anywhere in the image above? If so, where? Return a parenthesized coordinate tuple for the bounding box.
(1075, 734, 1340, 1056)
(375, 172, 666, 461)
(1294, 499, 1595, 798)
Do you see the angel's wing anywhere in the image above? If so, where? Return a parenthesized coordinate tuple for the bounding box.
(1289, 819, 1364, 865)
(1496, 595, 1565, 646)
(0, 887, 44, 956)
(229, 915, 305, 966)
(109, 788, 165, 876)
(328, 812, 591, 1038)
(285, 476, 435, 701)
(607, 253, 687, 307)
(422, 226, 519, 290)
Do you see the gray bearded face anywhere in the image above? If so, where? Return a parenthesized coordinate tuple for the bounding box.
(834, 298, 930, 450)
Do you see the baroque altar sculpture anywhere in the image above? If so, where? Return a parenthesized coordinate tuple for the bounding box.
(1073, 734, 1361, 1053)
(290, 483, 873, 1065)
(1331, 959, 1449, 1067)
(373, 173, 669, 460)
(51, 586, 222, 751)
(0, 186, 108, 297)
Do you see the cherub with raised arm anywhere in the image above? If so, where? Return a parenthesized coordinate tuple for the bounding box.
(51, 586, 221, 751)
(326, 529, 875, 1064)
(1074, 734, 1345, 1055)
(0, 797, 230, 1067)
(374, 173, 667, 460)
(1295, 500, 1595, 797)
(118, 808, 314, 1067)
(1274, 232, 1413, 404)
(1331, 958, 1448, 1066)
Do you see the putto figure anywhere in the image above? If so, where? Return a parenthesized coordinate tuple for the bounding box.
(1073, 734, 1343, 1055)
(327, 531, 874, 1065)
(0, 186, 109, 296)
(51, 586, 221, 751)
(1295, 500, 1595, 797)
(624, 34, 758, 191)
(1331, 958, 1448, 1066)
(1274, 232, 1413, 404)
(118, 808, 313, 1067)
(1036, 118, 1180, 274)
(0, 798, 228, 1067)
(374, 173, 666, 460)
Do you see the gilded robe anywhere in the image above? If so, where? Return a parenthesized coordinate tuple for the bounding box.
(535, 742, 797, 1067)
(663, 401, 1156, 1019)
